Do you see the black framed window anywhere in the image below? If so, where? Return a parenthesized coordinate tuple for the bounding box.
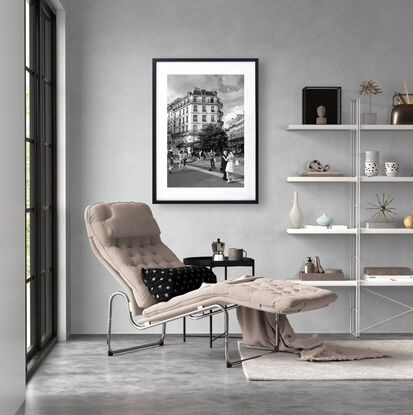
(25, 0, 57, 371)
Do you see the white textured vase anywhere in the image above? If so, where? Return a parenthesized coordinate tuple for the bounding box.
(289, 192, 303, 229)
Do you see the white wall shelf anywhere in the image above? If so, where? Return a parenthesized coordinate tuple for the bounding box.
(360, 176, 413, 182)
(287, 176, 413, 183)
(292, 279, 413, 287)
(361, 124, 413, 131)
(287, 124, 356, 131)
(287, 124, 413, 131)
(360, 228, 413, 234)
(287, 228, 356, 234)
(287, 228, 412, 234)
(361, 280, 413, 286)
(286, 177, 357, 182)
(286, 99, 413, 337)
(289, 279, 357, 287)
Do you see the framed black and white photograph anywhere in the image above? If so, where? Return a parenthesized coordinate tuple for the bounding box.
(153, 58, 258, 203)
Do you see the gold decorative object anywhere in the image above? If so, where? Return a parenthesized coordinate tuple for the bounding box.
(404, 215, 413, 229)
(359, 80, 382, 113)
(366, 193, 396, 222)
(404, 81, 410, 104)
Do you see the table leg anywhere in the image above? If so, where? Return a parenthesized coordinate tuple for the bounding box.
(183, 317, 186, 342)
(209, 313, 213, 348)
(219, 266, 228, 348)
(209, 265, 213, 348)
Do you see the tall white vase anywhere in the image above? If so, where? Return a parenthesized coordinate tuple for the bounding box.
(289, 191, 303, 229)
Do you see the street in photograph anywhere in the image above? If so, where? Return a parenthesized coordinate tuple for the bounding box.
(167, 75, 245, 188)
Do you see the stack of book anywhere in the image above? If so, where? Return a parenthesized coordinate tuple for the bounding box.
(362, 267, 413, 281)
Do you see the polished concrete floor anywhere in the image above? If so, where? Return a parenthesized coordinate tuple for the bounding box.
(22, 334, 413, 415)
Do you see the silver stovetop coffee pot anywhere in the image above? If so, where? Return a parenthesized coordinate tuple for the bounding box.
(212, 238, 225, 261)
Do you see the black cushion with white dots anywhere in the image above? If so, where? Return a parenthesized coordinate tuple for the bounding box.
(141, 266, 217, 303)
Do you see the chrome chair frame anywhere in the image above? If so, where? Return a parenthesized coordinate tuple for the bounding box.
(107, 291, 280, 367)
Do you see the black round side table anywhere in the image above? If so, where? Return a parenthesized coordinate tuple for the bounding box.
(182, 256, 255, 347)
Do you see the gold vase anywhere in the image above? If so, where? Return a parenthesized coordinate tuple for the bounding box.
(404, 215, 413, 229)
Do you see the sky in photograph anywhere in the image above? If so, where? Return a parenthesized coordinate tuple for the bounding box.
(168, 75, 244, 127)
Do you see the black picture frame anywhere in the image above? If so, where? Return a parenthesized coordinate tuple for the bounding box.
(152, 58, 258, 204)
(302, 86, 342, 124)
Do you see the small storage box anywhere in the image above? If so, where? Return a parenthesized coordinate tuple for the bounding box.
(299, 272, 344, 281)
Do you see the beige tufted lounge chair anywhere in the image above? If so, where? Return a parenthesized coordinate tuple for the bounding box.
(85, 202, 337, 367)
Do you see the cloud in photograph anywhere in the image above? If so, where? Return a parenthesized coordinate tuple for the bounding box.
(168, 74, 244, 127)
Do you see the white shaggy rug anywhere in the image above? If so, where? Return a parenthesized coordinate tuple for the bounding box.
(238, 340, 413, 380)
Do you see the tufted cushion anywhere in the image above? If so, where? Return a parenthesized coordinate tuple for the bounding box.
(139, 277, 337, 323)
(85, 202, 184, 313)
(142, 266, 217, 302)
(105, 203, 160, 238)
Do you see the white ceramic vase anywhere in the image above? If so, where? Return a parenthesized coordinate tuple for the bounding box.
(289, 192, 303, 229)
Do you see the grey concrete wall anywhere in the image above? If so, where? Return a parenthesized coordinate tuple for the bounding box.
(0, 0, 25, 413)
(68, 0, 413, 334)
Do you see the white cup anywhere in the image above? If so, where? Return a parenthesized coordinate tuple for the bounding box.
(385, 162, 399, 177)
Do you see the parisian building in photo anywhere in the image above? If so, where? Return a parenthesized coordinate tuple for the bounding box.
(226, 113, 244, 154)
(167, 87, 223, 153)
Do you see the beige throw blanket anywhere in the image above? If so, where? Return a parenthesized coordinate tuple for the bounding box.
(236, 307, 389, 361)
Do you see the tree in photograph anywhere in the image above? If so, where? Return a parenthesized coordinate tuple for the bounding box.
(198, 124, 228, 152)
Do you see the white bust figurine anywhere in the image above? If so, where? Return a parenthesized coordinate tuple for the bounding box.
(316, 105, 327, 125)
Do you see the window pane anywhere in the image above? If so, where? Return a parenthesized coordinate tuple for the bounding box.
(26, 142, 31, 209)
(25, 0, 35, 70)
(26, 71, 31, 139)
(46, 269, 53, 338)
(40, 268, 46, 341)
(25, 1, 30, 67)
(44, 18, 52, 81)
(26, 212, 31, 279)
(26, 282, 31, 350)
(45, 84, 52, 145)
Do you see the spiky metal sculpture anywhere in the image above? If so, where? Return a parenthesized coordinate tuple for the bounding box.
(367, 193, 396, 222)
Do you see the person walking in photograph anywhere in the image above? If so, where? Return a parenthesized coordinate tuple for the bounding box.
(168, 148, 174, 173)
(220, 150, 228, 181)
(183, 150, 188, 167)
(209, 149, 216, 171)
(225, 151, 235, 183)
(178, 150, 184, 170)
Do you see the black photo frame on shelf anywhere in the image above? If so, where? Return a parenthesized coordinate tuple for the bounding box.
(302, 87, 342, 124)
(153, 58, 258, 204)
